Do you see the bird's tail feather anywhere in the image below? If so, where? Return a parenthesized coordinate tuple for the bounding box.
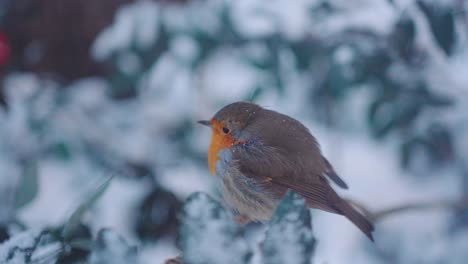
(336, 198, 375, 242)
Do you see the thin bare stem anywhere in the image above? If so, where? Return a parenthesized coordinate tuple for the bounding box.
(346, 197, 468, 222)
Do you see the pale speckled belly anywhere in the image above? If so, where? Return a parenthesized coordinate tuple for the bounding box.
(215, 149, 278, 222)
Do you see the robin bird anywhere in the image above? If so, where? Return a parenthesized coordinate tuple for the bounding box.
(198, 101, 374, 241)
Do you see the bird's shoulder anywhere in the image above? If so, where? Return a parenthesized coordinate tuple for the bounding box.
(247, 109, 319, 152)
(241, 109, 324, 174)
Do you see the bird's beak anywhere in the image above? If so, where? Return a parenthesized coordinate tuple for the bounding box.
(197, 120, 212, 127)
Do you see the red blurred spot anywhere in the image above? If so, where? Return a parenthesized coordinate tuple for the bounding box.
(0, 31, 10, 67)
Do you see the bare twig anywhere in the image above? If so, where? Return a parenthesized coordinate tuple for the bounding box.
(165, 256, 182, 264)
(346, 197, 468, 222)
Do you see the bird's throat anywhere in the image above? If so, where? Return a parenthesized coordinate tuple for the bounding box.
(208, 120, 238, 175)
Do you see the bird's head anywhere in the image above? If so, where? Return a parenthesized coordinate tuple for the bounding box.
(198, 102, 261, 174)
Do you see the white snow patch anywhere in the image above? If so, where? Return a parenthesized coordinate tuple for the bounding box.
(92, 1, 160, 60)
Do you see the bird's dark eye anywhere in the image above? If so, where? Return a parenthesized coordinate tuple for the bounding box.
(222, 127, 230, 134)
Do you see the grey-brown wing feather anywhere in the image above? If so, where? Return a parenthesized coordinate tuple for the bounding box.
(231, 142, 342, 214)
(232, 107, 344, 211)
(232, 144, 374, 241)
(322, 156, 348, 189)
(240, 108, 348, 188)
(232, 108, 373, 240)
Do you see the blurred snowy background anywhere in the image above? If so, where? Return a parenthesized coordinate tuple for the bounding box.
(1, 0, 468, 263)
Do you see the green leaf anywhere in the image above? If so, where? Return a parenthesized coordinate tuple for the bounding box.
(246, 85, 264, 102)
(392, 14, 416, 59)
(68, 238, 95, 251)
(417, 0, 455, 56)
(89, 229, 138, 264)
(15, 160, 39, 209)
(368, 86, 426, 138)
(400, 137, 427, 169)
(262, 191, 316, 264)
(61, 176, 113, 241)
(178, 192, 252, 264)
(363, 48, 392, 78)
(426, 124, 454, 162)
(289, 39, 323, 70)
(367, 97, 395, 138)
(51, 142, 72, 161)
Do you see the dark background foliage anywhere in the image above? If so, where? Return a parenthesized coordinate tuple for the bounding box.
(0, 0, 467, 263)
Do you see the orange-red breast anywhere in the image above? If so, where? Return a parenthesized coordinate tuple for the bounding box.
(198, 101, 374, 241)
